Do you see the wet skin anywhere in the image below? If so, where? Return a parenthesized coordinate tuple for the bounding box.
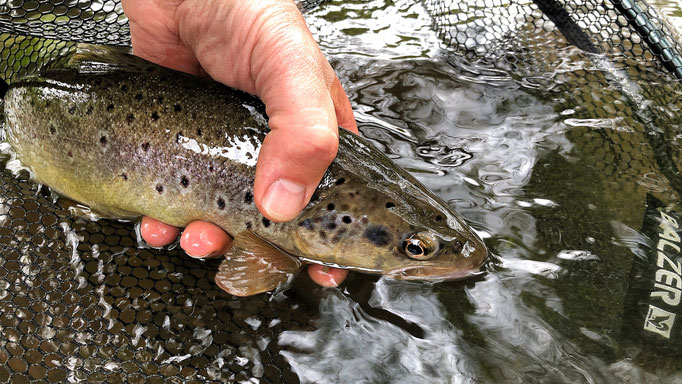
(4, 48, 488, 295)
(122, 0, 357, 286)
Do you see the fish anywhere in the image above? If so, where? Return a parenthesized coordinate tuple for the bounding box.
(2, 45, 488, 296)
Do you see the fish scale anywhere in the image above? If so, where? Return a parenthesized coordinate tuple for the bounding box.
(3, 46, 487, 296)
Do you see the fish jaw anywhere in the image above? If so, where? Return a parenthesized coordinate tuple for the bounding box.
(386, 264, 486, 281)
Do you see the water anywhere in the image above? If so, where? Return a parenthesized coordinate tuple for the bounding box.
(274, 0, 682, 382)
(2, 0, 682, 382)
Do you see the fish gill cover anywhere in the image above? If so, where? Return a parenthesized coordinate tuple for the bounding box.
(0, 0, 682, 383)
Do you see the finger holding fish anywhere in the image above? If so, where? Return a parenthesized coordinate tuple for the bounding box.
(141, 217, 349, 286)
(4, 45, 487, 296)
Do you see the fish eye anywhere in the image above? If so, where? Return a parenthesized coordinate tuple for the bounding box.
(402, 232, 439, 260)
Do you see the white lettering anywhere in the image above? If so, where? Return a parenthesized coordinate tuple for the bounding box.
(656, 251, 682, 276)
(651, 283, 682, 306)
(658, 239, 680, 253)
(661, 211, 679, 229)
(661, 225, 681, 243)
(656, 269, 682, 289)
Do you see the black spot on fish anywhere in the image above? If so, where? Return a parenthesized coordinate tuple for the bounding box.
(208, 165, 214, 172)
(335, 178, 345, 185)
(99, 136, 107, 146)
(246, 222, 252, 229)
(196, 129, 202, 136)
(244, 191, 253, 205)
(135, 93, 143, 101)
(49, 125, 56, 135)
(217, 198, 225, 210)
(120, 85, 128, 92)
(141, 142, 150, 151)
(120, 173, 128, 181)
(452, 240, 463, 253)
(298, 219, 313, 230)
(106, 103, 114, 112)
(319, 231, 327, 240)
(385, 202, 395, 209)
(86, 106, 93, 115)
(435, 215, 443, 222)
(67, 151, 73, 158)
(363, 225, 392, 247)
(68, 106, 75, 115)
(174, 104, 182, 112)
(126, 114, 135, 124)
(191, 112, 197, 119)
(262, 217, 270, 228)
(180, 176, 189, 188)
(151, 112, 160, 121)
(155, 184, 164, 194)
(342, 216, 352, 224)
(157, 96, 164, 104)
(326, 222, 337, 230)
(327, 203, 335, 211)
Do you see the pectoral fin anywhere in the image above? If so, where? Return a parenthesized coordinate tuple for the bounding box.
(215, 232, 302, 296)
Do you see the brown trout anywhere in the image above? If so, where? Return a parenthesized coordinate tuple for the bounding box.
(2, 46, 487, 296)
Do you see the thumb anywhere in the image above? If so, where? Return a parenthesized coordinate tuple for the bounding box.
(254, 77, 357, 222)
(250, 15, 356, 221)
(175, 0, 357, 222)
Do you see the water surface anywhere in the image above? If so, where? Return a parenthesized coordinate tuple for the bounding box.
(275, 0, 682, 382)
(2, 0, 682, 382)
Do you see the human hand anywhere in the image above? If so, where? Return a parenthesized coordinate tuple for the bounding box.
(122, 0, 356, 286)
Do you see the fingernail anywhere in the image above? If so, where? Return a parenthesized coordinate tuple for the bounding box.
(262, 178, 306, 221)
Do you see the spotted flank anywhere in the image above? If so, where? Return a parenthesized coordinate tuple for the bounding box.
(3, 44, 488, 296)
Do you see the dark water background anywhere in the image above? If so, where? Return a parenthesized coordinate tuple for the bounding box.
(1, 0, 682, 382)
(274, 0, 682, 382)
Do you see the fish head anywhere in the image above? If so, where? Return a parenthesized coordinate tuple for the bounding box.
(292, 173, 488, 281)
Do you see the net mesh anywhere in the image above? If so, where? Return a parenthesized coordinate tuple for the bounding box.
(0, 164, 316, 382)
(1, 0, 682, 382)
(423, 0, 682, 78)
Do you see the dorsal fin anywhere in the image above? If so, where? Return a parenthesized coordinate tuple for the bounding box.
(68, 43, 155, 73)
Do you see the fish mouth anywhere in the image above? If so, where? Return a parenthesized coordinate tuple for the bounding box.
(387, 265, 486, 281)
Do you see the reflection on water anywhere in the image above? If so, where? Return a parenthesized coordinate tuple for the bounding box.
(280, 280, 471, 383)
(1, 0, 682, 382)
(274, 0, 682, 382)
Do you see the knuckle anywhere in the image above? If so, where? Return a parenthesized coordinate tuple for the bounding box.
(300, 127, 338, 165)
